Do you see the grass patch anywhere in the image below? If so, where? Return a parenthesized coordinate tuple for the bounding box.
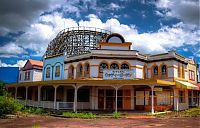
(62, 112, 96, 119)
(32, 123, 40, 128)
(155, 107, 200, 118)
(112, 112, 121, 118)
(22, 107, 48, 115)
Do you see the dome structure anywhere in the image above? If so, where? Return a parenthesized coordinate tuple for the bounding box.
(44, 27, 111, 58)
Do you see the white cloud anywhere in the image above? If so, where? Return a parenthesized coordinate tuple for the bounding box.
(1, 13, 199, 59)
(0, 60, 26, 67)
(78, 14, 199, 54)
(0, 43, 26, 54)
(109, 3, 121, 10)
(11, 13, 78, 56)
(155, 0, 199, 26)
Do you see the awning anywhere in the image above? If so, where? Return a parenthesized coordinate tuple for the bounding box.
(193, 83, 200, 89)
(6, 79, 175, 88)
(175, 80, 199, 90)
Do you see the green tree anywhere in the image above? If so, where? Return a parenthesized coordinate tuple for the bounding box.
(0, 81, 6, 96)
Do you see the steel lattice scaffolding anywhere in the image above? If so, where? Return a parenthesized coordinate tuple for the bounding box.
(44, 27, 111, 58)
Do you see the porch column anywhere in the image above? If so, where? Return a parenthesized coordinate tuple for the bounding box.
(151, 85, 155, 114)
(25, 86, 28, 105)
(38, 86, 41, 107)
(115, 87, 118, 113)
(73, 85, 78, 112)
(174, 88, 179, 111)
(54, 85, 58, 109)
(15, 87, 18, 99)
(191, 90, 194, 106)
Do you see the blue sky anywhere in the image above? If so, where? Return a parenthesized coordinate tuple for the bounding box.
(0, 0, 199, 67)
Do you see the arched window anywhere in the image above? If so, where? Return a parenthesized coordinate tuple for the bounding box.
(153, 66, 158, 78)
(161, 65, 167, 75)
(99, 63, 108, 73)
(110, 63, 119, 69)
(68, 65, 74, 79)
(46, 67, 50, 78)
(121, 63, 129, 69)
(84, 63, 90, 77)
(55, 65, 60, 77)
(77, 64, 83, 78)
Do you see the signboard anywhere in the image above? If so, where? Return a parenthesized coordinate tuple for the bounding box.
(103, 69, 135, 80)
(154, 87, 163, 91)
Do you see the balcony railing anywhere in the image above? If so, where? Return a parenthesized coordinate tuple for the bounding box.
(18, 99, 74, 110)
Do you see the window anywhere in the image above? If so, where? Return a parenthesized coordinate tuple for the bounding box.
(189, 70, 195, 81)
(46, 67, 50, 78)
(110, 63, 119, 69)
(68, 65, 74, 79)
(99, 63, 108, 73)
(182, 65, 185, 78)
(24, 71, 30, 80)
(161, 65, 167, 75)
(77, 64, 83, 78)
(84, 63, 90, 77)
(152, 66, 158, 78)
(121, 63, 129, 69)
(55, 65, 60, 77)
(178, 64, 181, 77)
(179, 90, 185, 103)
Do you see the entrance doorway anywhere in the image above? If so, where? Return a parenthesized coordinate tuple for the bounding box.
(98, 89, 131, 110)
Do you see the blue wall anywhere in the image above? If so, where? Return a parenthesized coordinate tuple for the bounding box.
(43, 55, 65, 80)
(0, 67, 19, 84)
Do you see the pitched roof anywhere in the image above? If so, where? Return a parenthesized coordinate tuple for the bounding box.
(29, 59, 43, 67)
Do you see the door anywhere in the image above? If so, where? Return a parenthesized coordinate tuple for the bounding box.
(123, 90, 131, 109)
(98, 90, 104, 109)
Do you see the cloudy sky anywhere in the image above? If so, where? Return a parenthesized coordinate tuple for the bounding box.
(0, 0, 199, 67)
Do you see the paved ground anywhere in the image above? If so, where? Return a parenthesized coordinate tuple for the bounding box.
(0, 115, 199, 128)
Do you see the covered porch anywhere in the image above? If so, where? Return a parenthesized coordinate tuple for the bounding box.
(7, 79, 175, 114)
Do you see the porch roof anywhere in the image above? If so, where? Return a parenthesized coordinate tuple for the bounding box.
(6, 79, 175, 88)
(175, 80, 199, 90)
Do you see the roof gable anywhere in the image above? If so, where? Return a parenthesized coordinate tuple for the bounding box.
(22, 60, 43, 71)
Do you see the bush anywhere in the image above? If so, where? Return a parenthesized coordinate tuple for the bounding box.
(112, 112, 121, 118)
(183, 107, 200, 117)
(22, 107, 46, 115)
(62, 112, 96, 119)
(0, 96, 23, 116)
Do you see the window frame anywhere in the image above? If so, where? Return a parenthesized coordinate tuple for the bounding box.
(46, 67, 50, 78)
(55, 65, 60, 77)
(179, 90, 185, 103)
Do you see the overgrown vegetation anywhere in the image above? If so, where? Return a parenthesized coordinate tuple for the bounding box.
(112, 112, 121, 118)
(0, 81, 24, 116)
(0, 81, 47, 117)
(156, 107, 200, 118)
(62, 112, 96, 119)
(0, 96, 23, 116)
(22, 107, 47, 115)
(0, 81, 7, 96)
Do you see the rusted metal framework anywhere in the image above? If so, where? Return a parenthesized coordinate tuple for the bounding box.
(44, 27, 111, 58)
